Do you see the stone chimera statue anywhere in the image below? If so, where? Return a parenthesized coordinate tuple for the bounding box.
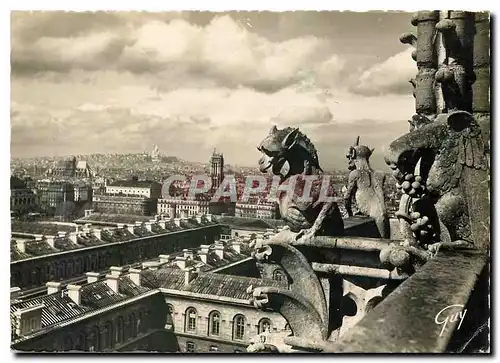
(344, 136, 389, 238)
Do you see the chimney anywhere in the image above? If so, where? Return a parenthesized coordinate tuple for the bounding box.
(196, 216, 202, 224)
(86, 272, 100, 283)
(199, 251, 208, 264)
(184, 267, 197, 286)
(135, 221, 143, 227)
(46, 281, 62, 295)
(127, 224, 135, 234)
(158, 220, 166, 229)
(67, 284, 82, 305)
(231, 241, 241, 254)
(174, 218, 181, 227)
(109, 266, 125, 277)
(58, 231, 67, 238)
(82, 226, 91, 236)
(206, 214, 212, 222)
(92, 228, 102, 240)
(105, 274, 120, 293)
(175, 256, 187, 270)
(214, 243, 224, 259)
(116, 223, 125, 229)
(159, 254, 171, 264)
(183, 249, 193, 259)
(145, 222, 153, 232)
(128, 268, 142, 286)
(34, 235, 43, 242)
(16, 240, 26, 253)
(67, 232, 77, 244)
(199, 245, 211, 254)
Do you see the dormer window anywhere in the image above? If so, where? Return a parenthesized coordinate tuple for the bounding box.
(14, 304, 44, 337)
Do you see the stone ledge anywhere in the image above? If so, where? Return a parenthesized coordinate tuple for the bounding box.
(323, 249, 488, 353)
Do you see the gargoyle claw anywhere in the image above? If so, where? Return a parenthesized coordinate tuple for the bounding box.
(295, 228, 316, 244)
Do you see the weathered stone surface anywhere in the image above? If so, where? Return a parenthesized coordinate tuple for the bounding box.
(344, 137, 389, 239)
(324, 250, 488, 353)
(256, 126, 344, 237)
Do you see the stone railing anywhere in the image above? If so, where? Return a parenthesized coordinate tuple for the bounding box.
(245, 224, 488, 353)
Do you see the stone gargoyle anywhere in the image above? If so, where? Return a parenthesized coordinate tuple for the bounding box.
(344, 136, 389, 238)
(257, 126, 344, 242)
(383, 110, 489, 270)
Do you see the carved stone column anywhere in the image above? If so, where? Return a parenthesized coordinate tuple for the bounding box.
(414, 11, 439, 116)
(472, 12, 490, 147)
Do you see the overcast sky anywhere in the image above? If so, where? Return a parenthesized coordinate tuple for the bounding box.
(11, 11, 417, 169)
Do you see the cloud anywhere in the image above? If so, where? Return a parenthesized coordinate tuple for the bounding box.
(10, 11, 417, 168)
(349, 47, 416, 96)
(12, 14, 338, 94)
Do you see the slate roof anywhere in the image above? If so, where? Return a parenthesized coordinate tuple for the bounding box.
(141, 268, 286, 300)
(11, 221, 76, 235)
(75, 213, 152, 225)
(11, 275, 155, 341)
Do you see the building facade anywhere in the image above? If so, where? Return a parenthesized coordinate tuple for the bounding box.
(235, 201, 279, 219)
(105, 180, 162, 198)
(93, 195, 157, 216)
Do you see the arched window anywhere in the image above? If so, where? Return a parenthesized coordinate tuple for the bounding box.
(258, 318, 272, 334)
(273, 269, 285, 283)
(233, 315, 246, 340)
(129, 312, 137, 338)
(63, 334, 74, 351)
(137, 311, 143, 334)
(166, 304, 174, 329)
(115, 316, 124, 344)
(102, 321, 114, 349)
(75, 331, 86, 351)
(185, 307, 197, 332)
(209, 311, 221, 336)
(87, 326, 100, 352)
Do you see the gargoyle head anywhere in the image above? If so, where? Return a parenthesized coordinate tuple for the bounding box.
(346, 136, 374, 171)
(257, 126, 321, 178)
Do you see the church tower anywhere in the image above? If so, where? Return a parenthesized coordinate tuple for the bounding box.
(210, 148, 224, 190)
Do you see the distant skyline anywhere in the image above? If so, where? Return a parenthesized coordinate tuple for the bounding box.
(11, 11, 416, 170)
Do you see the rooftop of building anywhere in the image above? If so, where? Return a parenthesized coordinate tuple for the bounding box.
(10, 275, 153, 342)
(11, 215, 218, 262)
(75, 213, 153, 225)
(144, 238, 254, 273)
(107, 180, 161, 188)
(142, 268, 285, 301)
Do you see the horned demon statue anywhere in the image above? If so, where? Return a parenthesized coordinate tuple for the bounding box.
(344, 136, 389, 238)
(257, 126, 344, 240)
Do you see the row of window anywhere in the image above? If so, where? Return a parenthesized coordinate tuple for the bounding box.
(172, 306, 272, 341)
(62, 310, 150, 351)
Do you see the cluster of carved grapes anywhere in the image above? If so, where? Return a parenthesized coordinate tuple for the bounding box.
(395, 172, 425, 198)
(395, 172, 439, 246)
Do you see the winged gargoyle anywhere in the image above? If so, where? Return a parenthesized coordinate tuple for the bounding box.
(257, 126, 344, 242)
(384, 110, 489, 258)
(344, 136, 389, 238)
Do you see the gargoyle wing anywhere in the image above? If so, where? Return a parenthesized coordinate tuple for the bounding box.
(433, 112, 487, 193)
